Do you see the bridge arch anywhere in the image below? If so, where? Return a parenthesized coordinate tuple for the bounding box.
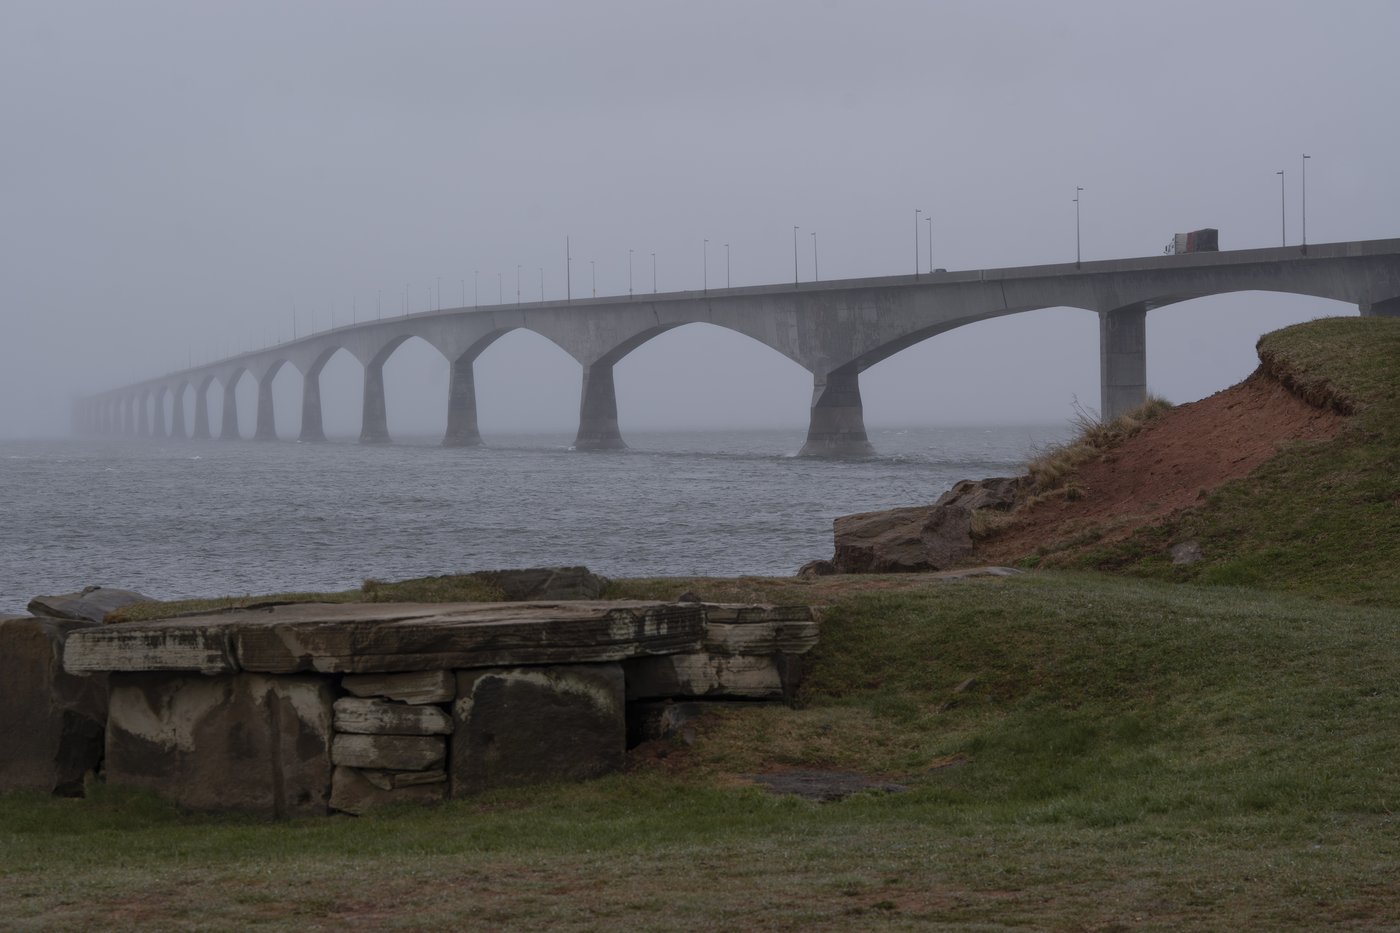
(466, 329, 581, 447)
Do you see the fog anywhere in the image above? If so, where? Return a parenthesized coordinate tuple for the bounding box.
(1, 0, 1395, 438)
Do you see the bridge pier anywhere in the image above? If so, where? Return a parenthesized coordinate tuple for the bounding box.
(1099, 303, 1148, 422)
(254, 374, 277, 441)
(443, 356, 482, 447)
(799, 368, 874, 458)
(299, 370, 325, 442)
(137, 396, 150, 438)
(170, 391, 186, 439)
(360, 359, 390, 444)
(573, 363, 626, 451)
(192, 384, 211, 440)
(151, 393, 167, 439)
(119, 398, 130, 436)
(220, 381, 240, 440)
(1360, 297, 1400, 317)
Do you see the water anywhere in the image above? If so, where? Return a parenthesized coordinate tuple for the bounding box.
(0, 425, 1068, 614)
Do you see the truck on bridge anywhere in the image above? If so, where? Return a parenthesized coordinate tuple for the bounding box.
(1166, 228, 1219, 254)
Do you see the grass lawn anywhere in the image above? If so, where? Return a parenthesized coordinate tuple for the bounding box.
(5, 572, 1399, 930)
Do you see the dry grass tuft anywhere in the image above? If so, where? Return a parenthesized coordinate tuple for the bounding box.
(1023, 396, 1172, 499)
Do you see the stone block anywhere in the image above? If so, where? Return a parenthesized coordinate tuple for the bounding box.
(0, 617, 107, 795)
(28, 586, 151, 624)
(451, 663, 624, 797)
(624, 653, 783, 700)
(333, 697, 453, 735)
(329, 766, 445, 815)
(105, 672, 335, 817)
(340, 670, 454, 704)
(331, 733, 446, 771)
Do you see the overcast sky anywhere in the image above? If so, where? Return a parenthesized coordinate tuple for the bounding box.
(2, 0, 1396, 439)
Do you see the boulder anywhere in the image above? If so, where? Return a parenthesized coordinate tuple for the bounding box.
(329, 766, 445, 815)
(0, 616, 107, 795)
(105, 672, 336, 817)
(27, 586, 151, 624)
(934, 477, 1022, 512)
(474, 567, 609, 601)
(831, 503, 973, 574)
(451, 664, 625, 797)
(796, 559, 836, 578)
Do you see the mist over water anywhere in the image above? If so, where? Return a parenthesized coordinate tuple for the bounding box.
(0, 425, 1067, 614)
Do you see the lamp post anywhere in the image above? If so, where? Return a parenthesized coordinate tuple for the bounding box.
(473, 271, 479, 308)
(436, 276, 441, 311)
(725, 242, 730, 288)
(628, 248, 634, 298)
(566, 237, 572, 303)
(590, 260, 596, 298)
(926, 215, 933, 272)
(651, 252, 657, 293)
(497, 272, 502, 304)
(703, 239, 708, 294)
(516, 265, 521, 305)
(793, 226, 799, 286)
(914, 209, 921, 278)
(461, 279, 465, 307)
(539, 267, 544, 303)
(812, 231, 818, 282)
(1277, 171, 1286, 246)
(1302, 154, 1311, 248)
(1073, 187, 1084, 267)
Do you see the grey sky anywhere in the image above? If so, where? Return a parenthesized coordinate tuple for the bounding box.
(2, 0, 1396, 438)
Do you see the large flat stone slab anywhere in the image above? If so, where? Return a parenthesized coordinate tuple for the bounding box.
(451, 663, 624, 797)
(28, 587, 151, 624)
(333, 697, 453, 736)
(0, 617, 108, 795)
(105, 672, 335, 817)
(64, 601, 705, 674)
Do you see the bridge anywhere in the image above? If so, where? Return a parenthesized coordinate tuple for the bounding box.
(74, 239, 1400, 458)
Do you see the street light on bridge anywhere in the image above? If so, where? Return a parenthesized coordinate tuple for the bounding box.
(914, 209, 921, 279)
(1302, 154, 1311, 249)
(703, 239, 708, 295)
(812, 231, 818, 282)
(1073, 188, 1084, 268)
(629, 249, 634, 298)
(793, 226, 799, 286)
(1277, 170, 1286, 246)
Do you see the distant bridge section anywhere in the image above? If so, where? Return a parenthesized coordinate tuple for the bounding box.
(75, 239, 1400, 457)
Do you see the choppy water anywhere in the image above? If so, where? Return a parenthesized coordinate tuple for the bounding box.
(0, 426, 1068, 614)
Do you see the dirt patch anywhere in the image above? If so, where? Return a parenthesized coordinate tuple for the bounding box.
(976, 368, 1346, 564)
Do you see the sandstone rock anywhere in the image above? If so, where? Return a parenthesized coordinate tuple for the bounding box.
(934, 477, 1022, 512)
(797, 559, 836, 578)
(624, 653, 783, 700)
(105, 672, 335, 817)
(831, 503, 973, 574)
(341, 670, 455, 704)
(66, 601, 705, 675)
(451, 664, 625, 797)
(329, 766, 445, 815)
(27, 586, 151, 624)
(333, 697, 453, 735)
(0, 616, 107, 795)
(474, 566, 609, 601)
(331, 734, 446, 771)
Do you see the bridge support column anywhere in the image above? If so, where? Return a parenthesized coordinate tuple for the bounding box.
(799, 368, 874, 458)
(299, 370, 325, 442)
(220, 381, 240, 440)
(137, 397, 150, 437)
(443, 356, 482, 447)
(254, 375, 277, 441)
(119, 399, 130, 436)
(192, 384, 211, 440)
(360, 360, 390, 444)
(1099, 304, 1147, 422)
(1360, 297, 1400, 317)
(170, 392, 186, 439)
(151, 395, 167, 439)
(573, 363, 626, 451)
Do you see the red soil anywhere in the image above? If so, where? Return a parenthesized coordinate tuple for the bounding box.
(975, 369, 1346, 563)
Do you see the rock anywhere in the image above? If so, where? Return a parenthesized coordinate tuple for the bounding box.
(451, 664, 625, 797)
(331, 734, 447, 771)
(797, 559, 836, 578)
(341, 670, 455, 704)
(1171, 540, 1204, 565)
(329, 766, 445, 815)
(0, 616, 107, 795)
(703, 620, 820, 656)
(64, 600, 706, 675)
(105, 672, 335, 817)
(625, 653, 783, 700)
(27, 586, 151, 624)
(474, 566, 609, 601)
(934, 477, 1022, 512)
(333, 697, 453, 735)
(831, 503, 973, 574)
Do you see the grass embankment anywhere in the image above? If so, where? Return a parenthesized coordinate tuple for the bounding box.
(6, 572, 1400, 929)
(1028, 317, 1400, 604)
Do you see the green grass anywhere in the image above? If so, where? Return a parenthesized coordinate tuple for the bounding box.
(6, 572, 1400, 929)
(1052, 316, 1400, 604)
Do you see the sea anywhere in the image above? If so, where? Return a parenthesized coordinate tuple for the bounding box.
(0, 425, 1069, 615)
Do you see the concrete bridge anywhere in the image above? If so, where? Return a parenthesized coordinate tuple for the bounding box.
(74, 238, 1400, 458)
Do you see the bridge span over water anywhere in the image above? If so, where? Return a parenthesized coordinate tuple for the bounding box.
(76, 239, 1400, 458)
